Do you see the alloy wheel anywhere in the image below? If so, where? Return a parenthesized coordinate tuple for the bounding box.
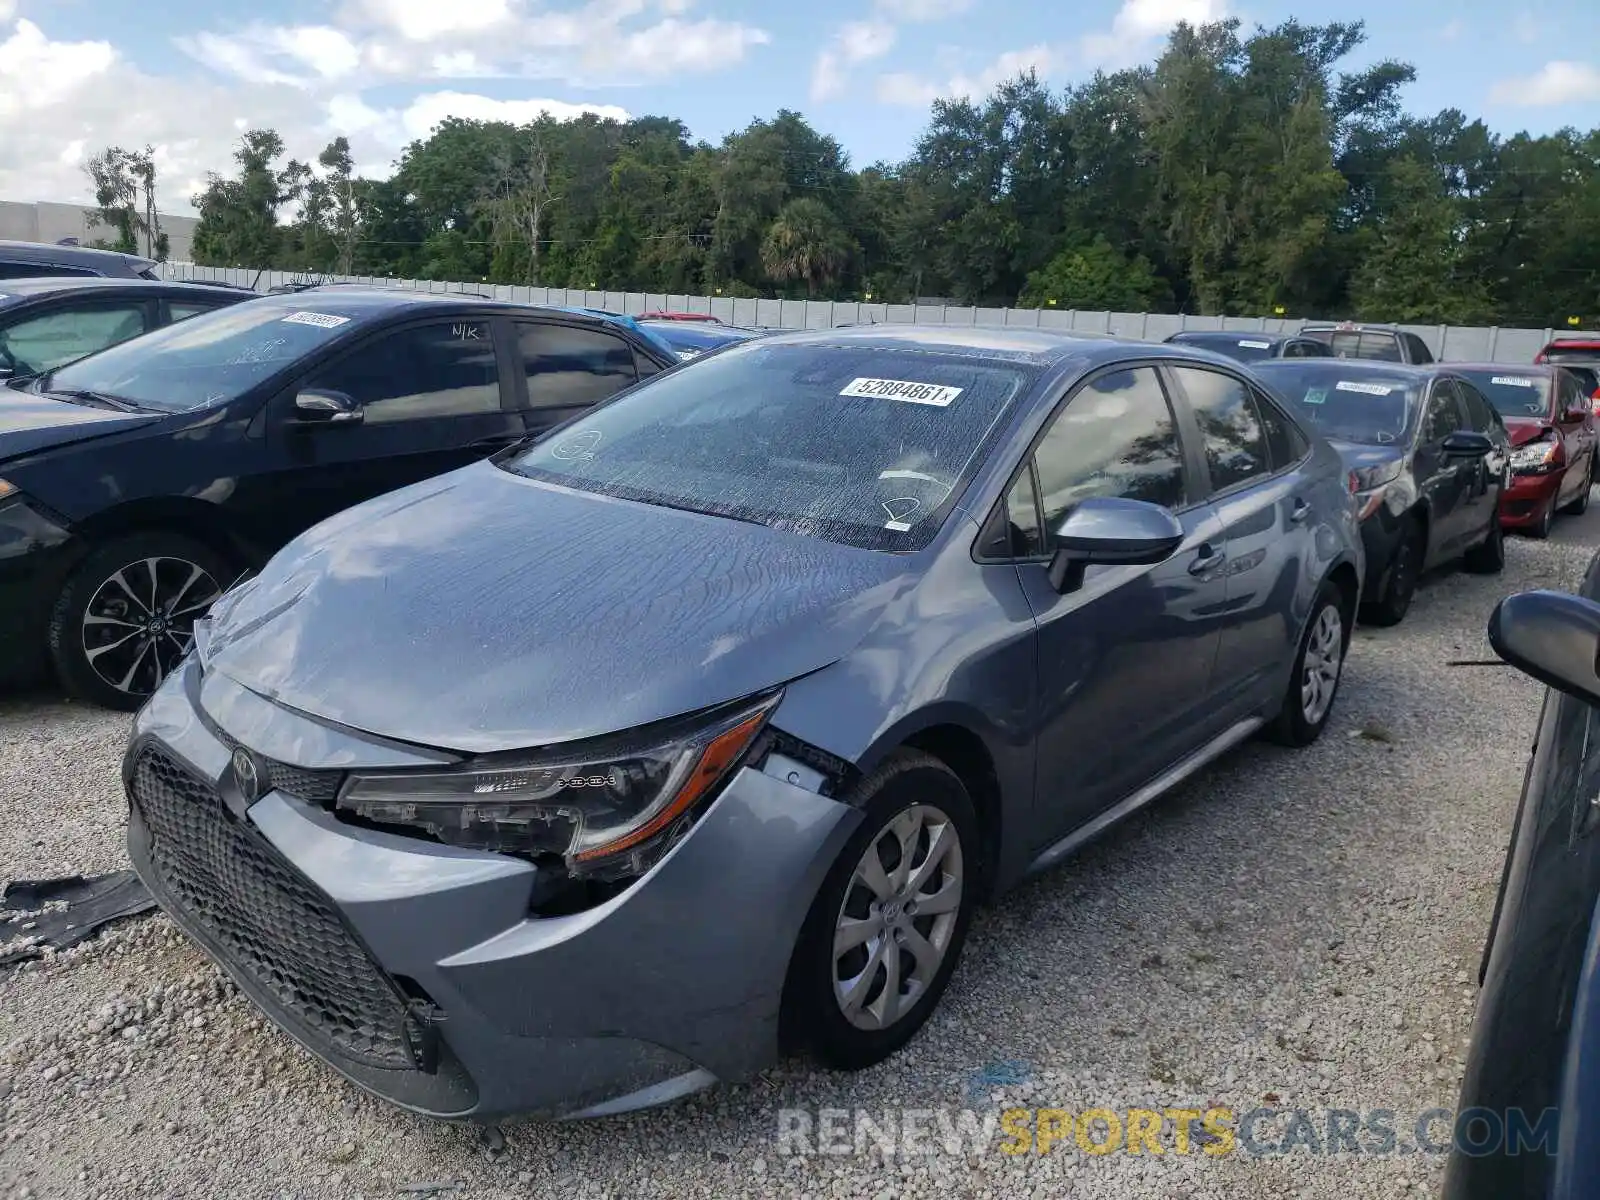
(832, 804, 964, 1032)
(1300, 604, 1344, 726)
(80, 556, 222, 697)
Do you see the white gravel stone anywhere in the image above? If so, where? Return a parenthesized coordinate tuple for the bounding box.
(2, 508, 1596, 1198)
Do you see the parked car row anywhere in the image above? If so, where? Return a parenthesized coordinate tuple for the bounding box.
(0, 249, 1593, 1150)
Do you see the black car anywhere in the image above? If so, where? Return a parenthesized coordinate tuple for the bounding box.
(0, 278, 253, 381)
(1163, 329, 1333, 363)
(0, 240, 164, 282)
(1298, 322, 1437, 364)
(1254, 359, 1508, 625)
(1448, 574, 1600, 1198)
(0, 289, 676, 707)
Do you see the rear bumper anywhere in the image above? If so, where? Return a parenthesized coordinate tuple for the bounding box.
(123, 658, 860, 1120)
(1500, 471, 1563, 527)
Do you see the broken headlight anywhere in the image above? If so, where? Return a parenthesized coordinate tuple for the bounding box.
(337, 691, 780, 879)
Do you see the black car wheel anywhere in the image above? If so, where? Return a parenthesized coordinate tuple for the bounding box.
(1562, 457, 1594, 516)
(783, 749, 977, 1071)
(1464, 510, 1507, 574)
(49, 532, 233, 711)
(1362, 519, 1423, 627)
(1267, 579, 1348, 747)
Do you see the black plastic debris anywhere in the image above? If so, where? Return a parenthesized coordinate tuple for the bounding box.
(0, 870, 156, 973)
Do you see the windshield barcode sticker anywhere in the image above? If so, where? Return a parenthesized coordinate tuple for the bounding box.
(1491, 376, 1536, 387)
(1335, 381, 1395, 396)
(1238, 339, 1272, 349)
(282, 311, 350, 329)
(841, 377, 964, 407)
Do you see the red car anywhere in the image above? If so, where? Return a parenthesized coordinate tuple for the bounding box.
(638, 310, 723, 323)
(1455, 363, 1598, 537)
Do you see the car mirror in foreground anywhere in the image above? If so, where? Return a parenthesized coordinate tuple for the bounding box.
(1442, 430, 1494, 457)
(1047, 497, 1184, 595)
(293, 388, 363, 426)
(1488, 590, 1600, 708)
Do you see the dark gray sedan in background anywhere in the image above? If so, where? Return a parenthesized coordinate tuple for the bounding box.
(123, 326, 1364, 1120)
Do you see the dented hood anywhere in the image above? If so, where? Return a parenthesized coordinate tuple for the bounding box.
(203, 461, 913, 754)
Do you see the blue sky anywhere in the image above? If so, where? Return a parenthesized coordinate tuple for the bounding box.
(4, 0, 1597, 205)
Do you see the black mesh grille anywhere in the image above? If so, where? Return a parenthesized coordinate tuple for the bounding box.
(211, 729, 343, 804)
(129, 747, 418, 1070)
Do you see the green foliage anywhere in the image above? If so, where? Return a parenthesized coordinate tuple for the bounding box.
(137, 18, 1600, 326)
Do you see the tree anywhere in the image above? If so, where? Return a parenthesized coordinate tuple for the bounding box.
(1018, 236, 1168, 310)
(760, 198, 856, 296)
(1350, 157, 1489, 324)
(85, 145, 166, 259)
(191, 131, 303, 270)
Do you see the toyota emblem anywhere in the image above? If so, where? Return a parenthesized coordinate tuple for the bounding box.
(232, 747, 263, 803)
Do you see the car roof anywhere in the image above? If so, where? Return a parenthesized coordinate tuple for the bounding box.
(755, 323, 1159, 366)
(1447, 362, 1556, 374)
(0, 276, 255, 300)
(1169, 330, 1289, 344)
(0, 240, 156, 273)
(1299, 322, 1404, 334)
(1253, 358, 1437, 378)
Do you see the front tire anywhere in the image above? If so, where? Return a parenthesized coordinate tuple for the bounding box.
(1266, 581, 1347, 748)
(48, 531, 233, 711)
(783, 750, 978, 1072)
(1361, 518, 1422, 627)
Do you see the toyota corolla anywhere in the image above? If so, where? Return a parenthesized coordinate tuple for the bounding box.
(124, 326, 1363, 1120)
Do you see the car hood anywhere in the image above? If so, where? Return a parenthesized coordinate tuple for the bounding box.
(0, 388, 159, 463)
(1500, 416, 1556, 447)
(203, 463, 916, 755)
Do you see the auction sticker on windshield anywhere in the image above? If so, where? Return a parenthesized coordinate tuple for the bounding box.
(1239, 339, 1271, 349)
(1492, 376, 1537, 387)
(1335, 381, 1395, 396)
(281, 311, 351, 329)
(841, 377, 964, 407)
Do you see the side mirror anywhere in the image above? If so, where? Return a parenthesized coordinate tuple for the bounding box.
(1441, 430, 1493, 457)
(1489, 590, 1600, 708)
(1047, 497, 1185, 594)
(292, 388, 362, 426)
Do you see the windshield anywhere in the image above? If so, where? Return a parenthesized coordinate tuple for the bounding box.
(40, 300, 362, 412)
(643, 323, 756, 352)
(1174, 334, 1276, 362)
(1257, 364, 1418, 445)
(1453, 369, 1553, 418)
(502, 341, 1034, 551)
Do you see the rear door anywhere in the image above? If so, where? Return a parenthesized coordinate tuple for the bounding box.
(1415, 379, 1473, 564)
(256, 315, 526, 546)
(1165, 363, 1318, 716)
(0, 294, 154, 378)
(1452, 379, 1509, 541)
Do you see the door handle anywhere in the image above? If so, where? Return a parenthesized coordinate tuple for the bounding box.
(1188, 545, 1226, 577)
(1289, 498, 1311, 524)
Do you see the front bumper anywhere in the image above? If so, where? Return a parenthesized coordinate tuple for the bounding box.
(123, 658, 860, 1120)
(0, 495, 76, 682)
(1499, 470, 1562, 528)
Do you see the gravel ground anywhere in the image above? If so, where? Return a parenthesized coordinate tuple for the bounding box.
(2, 510, 1595, 1200)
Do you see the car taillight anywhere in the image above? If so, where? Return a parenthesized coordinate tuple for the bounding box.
(1347, 470, 1360, 495)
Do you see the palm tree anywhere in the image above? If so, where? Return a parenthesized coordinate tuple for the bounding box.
(760, 198, 855, 298)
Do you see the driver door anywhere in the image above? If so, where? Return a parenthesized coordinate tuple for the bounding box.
(1416, 382, 1472, 565)
(1007, 365, 1228, 846)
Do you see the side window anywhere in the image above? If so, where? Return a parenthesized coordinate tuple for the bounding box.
(1033, 366, 1187, 533)
(1281, 341, 1306, 359)
(1423, 385, 1464, 443)
(168, 301, 225, 323)
(978, 469, 1044, 560)
(303, 320, 501, 424)
(0, 262, 98, 280)
(516, 322, 637, 408)
(0, 302, 149, 375)
(1359, 332, 1404, 363)
(1404, 333, 1436, 364)
(1170, 365, 1270, 490)
(1254, 388, 1309, 466)
(1299, 339, 1332, 357)
(634, 349, 663, 379)
(1329, 331, 1361, 359)
(1455, 382, 1496, 433)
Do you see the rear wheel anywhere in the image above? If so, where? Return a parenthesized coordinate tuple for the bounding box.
(1361, 519, 1422, 627)
(1267, 581, 1347, 747)
(1463, 510, 1506, 573)
(783, 750, 978, 1071)
(48, 531, 233, 711)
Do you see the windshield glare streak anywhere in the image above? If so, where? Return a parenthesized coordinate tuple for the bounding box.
(502, 342, 1033, 551)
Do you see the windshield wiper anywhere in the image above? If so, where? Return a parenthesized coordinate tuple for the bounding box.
(45, 388, 141, 413)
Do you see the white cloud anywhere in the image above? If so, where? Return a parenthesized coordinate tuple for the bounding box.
(1440, 19, 1464, 43)
(349, 0, 516, 42)
(1079, 0, 1228, 70)
(391, 91, 630, 143)
(1489, 60, 1600, 106)
(177, 24, 362, 87)
(812, 19, 898, 102)
(876, 0, 972, 18)
(875, 44, 1055, 106)
(0, 19, 116, 117)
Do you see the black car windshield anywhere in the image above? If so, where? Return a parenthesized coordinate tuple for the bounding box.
(1453, 369, 1553, 418)
(1173, 334, 1277, 362)
(39, 300, 362, 412)
(1257, 364, 1419, 445)
(502, 341, 1034, 551)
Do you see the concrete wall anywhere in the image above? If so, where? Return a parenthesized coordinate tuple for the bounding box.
(0, 200, 197, 263)
(163, 261, 1598, 364)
